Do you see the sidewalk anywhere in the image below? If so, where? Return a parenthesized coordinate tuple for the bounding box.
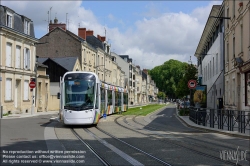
(175, 107, 250, 139)
(1, 111, 58, 119)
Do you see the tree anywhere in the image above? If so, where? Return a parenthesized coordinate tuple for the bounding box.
(157, 91, 166, 100)
(175, 64, 198, 105)
(149, 59, 187, 99)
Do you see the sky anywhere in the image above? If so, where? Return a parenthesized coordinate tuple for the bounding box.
(1, 0, 222, 70)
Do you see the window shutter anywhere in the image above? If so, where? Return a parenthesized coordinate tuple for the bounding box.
(5, 78, 12, 100)
(27, 49, 30, 69)
(16, 46, 21, 68)
(24, 48, 26, 69)
(6, 43, 12, 67)
(24, 80, 29, 100)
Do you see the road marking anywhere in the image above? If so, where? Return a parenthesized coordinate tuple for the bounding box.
(86, 130, 144, 166)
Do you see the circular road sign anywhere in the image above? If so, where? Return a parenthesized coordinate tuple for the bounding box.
(29, 81, 36, 89)
(188, 80, 197, 89)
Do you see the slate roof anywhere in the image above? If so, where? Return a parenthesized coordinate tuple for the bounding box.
(86, 35, 104, 50)
(37, 57, 78, 71)
(0, 5, 35, 38)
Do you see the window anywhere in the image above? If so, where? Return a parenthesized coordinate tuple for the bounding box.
(24, 80, 29, 100)
(216, 54, 218, 74)
(233, 37, 235, 58)
(24, 48, 30, 69)
(240, 24, 243, 53)
(227, 8, 229, 28)
(246, 73, 250, 106)
(210, 61, 211, 78)
(232, 79, 235, 105)
(213, 57, 214, 76)
(16, 46, 21, 68)
(6, 43, 12, 67)
(233, 0, 235, 18)
(6, 12, 12, 28)
(5, 78, 12, 101)
(226, 43, 229, 62)
(24, 20, 30, 35)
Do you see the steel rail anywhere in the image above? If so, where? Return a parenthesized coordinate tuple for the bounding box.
(95, 126, 172, 166)
(116, 116, 241, 166)
(70, 128, 111, 166)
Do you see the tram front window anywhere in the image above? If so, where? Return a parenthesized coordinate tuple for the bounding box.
(64, 80, 95, 110)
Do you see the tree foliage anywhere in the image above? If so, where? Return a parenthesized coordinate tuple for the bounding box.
(176, 64, 198, 99)
(157, 91, 166, 99)
(148, 59, 188, 99)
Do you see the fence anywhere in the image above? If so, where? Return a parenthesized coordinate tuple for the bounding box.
(189, 107, 250, 134)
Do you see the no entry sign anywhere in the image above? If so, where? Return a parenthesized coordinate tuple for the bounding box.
(188, 80, 197, 89)
(29, 81, 36, 89)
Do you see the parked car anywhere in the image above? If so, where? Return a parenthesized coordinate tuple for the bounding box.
(179, 101, 190, 109)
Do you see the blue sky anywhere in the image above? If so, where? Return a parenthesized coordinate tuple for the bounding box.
(1, 1, 222, 69)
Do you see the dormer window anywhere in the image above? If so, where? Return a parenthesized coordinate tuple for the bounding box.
(6, 12, 13, 28)
(24, 19, 30, 35)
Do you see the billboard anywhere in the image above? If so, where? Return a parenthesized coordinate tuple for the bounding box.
(193, 85, 207, 108)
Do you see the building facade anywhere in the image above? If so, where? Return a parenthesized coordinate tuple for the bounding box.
(0, 5, 39, 114)
(224, 0, 250, 111)
(195, 5, 225, 109)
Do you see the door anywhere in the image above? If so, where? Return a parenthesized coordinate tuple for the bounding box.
(15, 80, 21, 108)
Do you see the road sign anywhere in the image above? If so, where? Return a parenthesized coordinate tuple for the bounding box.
(188, 80, 197, 89)
(29, 81, 36, 89)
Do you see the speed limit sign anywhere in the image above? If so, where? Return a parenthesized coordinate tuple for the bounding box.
(188, 80, 197, 89)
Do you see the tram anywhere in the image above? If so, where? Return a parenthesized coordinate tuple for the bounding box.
(57, 71, 128, 125)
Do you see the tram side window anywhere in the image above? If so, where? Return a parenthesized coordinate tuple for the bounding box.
(115, 91, 119, 107)
(95, 84, 99, 109)
(123, 93, 128, 105)
(107, 90, 112, 105)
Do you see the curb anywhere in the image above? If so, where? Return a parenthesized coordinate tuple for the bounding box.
(176, 108, 250, 139)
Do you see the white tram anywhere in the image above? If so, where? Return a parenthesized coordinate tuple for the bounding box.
(58, 71, 128, 125)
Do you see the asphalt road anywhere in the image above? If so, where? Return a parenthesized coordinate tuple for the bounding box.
(0, 105, 249, 166)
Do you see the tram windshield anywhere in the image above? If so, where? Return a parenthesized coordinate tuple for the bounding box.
(64, 73, 96, 110)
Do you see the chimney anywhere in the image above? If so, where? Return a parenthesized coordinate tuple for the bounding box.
(86, 30, 94, 36)
(78, 28, 86, 40)
(97, 35, 106, 42)
(143, 69, 148, 74)
(97, 35, 102, 41)
(100, 36, 106, 42)
(49, 18, 66, 32)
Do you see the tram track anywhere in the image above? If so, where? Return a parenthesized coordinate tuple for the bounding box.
(115, 115, 244, 166)
(70, 128, 112, 166)
(132, 115, 250, 161)
(94, 126, 172, 166)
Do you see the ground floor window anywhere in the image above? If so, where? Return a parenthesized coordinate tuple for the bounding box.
(246, 72, 250, 106)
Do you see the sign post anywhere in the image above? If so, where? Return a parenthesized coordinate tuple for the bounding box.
(29, 81, 36, 115)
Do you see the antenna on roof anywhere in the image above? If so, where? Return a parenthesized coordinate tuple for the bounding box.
(78, 23, 80, 28)
(66, 13, 68, 28)
(104, 27, 106, 41)
(49, 7, 52, 23)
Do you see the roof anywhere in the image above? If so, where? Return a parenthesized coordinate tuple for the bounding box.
(37, 57, 78, 71)
(86, 35, 104, 50)
(0, 5, 35, 38)
(195, 5, 222, 57)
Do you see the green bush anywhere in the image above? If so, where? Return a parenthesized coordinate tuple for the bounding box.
(179, 108, 189, 116)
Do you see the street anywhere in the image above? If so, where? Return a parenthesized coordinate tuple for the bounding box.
(0, 105, 249, 165)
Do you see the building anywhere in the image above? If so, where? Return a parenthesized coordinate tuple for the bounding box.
(194, 4, 225, 109)
(224, 0, 250, 111)
(0, 5, 39, 114)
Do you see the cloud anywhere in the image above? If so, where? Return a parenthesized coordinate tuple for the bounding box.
(1, 1, 217, 69)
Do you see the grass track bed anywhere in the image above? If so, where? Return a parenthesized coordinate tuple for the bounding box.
(123, 104, 166, 116)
